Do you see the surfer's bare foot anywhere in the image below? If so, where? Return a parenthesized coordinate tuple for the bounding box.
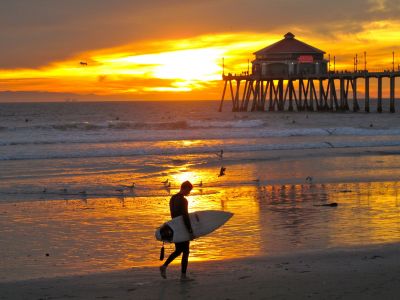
(180, 273, 194, 282)
(159, 266, 167, 279)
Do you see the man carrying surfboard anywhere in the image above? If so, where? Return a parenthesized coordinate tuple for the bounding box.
(160, 180, 194, 281)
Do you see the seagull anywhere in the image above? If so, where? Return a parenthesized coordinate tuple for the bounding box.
(115, 188, 124, 194)
(122, 183, 135, 189)
(79, 190, 87, 195)
(80, 61, 88, 66)
(216, 150, 224, 159)
(324, 142, 334, 148)
(306, 176, 313, 183)
(218, 167, 226, 177)
(42, 188, 47, 193)
(162, 179, 169, 185)
(164, 182, 171, 193)
(199, 180, 203, 187)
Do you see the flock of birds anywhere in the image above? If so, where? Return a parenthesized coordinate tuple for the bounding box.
(39, 149, 335, 206)
(40, 149, 226, 197)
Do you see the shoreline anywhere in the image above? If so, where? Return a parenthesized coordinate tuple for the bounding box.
(1, 243, 399, 300)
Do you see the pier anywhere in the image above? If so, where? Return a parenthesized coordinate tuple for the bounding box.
(219, 33, 399, 113)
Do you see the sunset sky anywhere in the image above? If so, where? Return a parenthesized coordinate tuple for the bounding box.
(1, 0, 400, 101)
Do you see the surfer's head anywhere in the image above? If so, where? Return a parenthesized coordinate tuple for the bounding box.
(180, 181, 193, 196)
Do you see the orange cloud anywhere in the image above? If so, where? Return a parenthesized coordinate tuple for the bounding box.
(1, 21, 400, 100)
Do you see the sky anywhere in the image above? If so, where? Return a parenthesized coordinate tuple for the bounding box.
(0, 0, 400, 101)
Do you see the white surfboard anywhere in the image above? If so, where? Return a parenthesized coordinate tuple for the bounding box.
(155, 210, 233, 243)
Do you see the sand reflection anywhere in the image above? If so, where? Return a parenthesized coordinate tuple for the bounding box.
(1, 178, 400, 281)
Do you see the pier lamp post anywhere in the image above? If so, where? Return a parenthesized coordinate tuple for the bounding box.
(364, 51, 367, 72)
(328, 54, 331, 72)
(334, 56, 336, 73)
(356, 54, 358, 72)
(392, 51, 395, 72)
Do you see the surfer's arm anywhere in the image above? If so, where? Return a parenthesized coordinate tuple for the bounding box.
(182, 200, 194, 235)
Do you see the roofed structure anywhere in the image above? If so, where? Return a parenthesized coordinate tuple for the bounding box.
(252, 32, 328, 77)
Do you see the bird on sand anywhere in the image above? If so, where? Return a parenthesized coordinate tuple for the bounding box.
(123, 182, 135, 189)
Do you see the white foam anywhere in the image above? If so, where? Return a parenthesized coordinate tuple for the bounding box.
(188, 119, 265, 128)
(1, 134, 400, 161)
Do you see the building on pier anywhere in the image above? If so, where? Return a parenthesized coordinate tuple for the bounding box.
(219, 32, 399, 113)
(252, 32, 328, 77)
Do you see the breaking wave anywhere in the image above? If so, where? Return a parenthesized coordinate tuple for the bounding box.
(1, 136, 400, 161)
(1, 119, 266, 132)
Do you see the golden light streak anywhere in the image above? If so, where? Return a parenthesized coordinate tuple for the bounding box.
(1, 21, 400, 100)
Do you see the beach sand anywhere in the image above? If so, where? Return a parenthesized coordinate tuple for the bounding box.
(2, 103, 400, 299)
(1, 243, 399, 300)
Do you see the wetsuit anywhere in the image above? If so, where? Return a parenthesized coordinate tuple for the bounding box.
(162, 192, 193, 274)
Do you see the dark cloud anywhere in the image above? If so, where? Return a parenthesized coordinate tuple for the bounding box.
(1, 0, 399, 68)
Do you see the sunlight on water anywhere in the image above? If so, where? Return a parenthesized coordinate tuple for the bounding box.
(2, 101, 400, 283)
(1, 179, 400, 281)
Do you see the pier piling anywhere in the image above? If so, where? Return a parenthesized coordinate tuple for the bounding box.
(219, 71, 399, 113)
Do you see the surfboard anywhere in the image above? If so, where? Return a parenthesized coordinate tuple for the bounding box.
(155, 210, 233, 243)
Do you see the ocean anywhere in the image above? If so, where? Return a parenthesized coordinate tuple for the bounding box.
(0, 101, 400, 281)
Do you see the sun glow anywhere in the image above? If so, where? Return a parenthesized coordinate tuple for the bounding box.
(0, 32, 277, 99)
(1, 22, 400, 100)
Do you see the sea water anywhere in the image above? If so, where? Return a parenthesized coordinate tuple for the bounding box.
(0, 101, 400, 281)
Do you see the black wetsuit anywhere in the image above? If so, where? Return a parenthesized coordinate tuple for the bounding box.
(162, 192, 193, 274)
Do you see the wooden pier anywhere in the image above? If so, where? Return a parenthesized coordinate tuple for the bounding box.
(219, 71, 400, 113)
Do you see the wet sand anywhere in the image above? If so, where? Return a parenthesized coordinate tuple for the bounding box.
(2, 105, 400, 298)
(1, 243, 399, 300)
(1, 178, 400, 283)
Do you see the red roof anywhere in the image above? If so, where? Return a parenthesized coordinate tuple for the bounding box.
(254, 32, 325, 55)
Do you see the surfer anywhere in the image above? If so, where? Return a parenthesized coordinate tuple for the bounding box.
(160, 181, 194, 281)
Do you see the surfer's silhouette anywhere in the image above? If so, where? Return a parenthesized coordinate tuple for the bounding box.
(160, 181, 194, 281)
